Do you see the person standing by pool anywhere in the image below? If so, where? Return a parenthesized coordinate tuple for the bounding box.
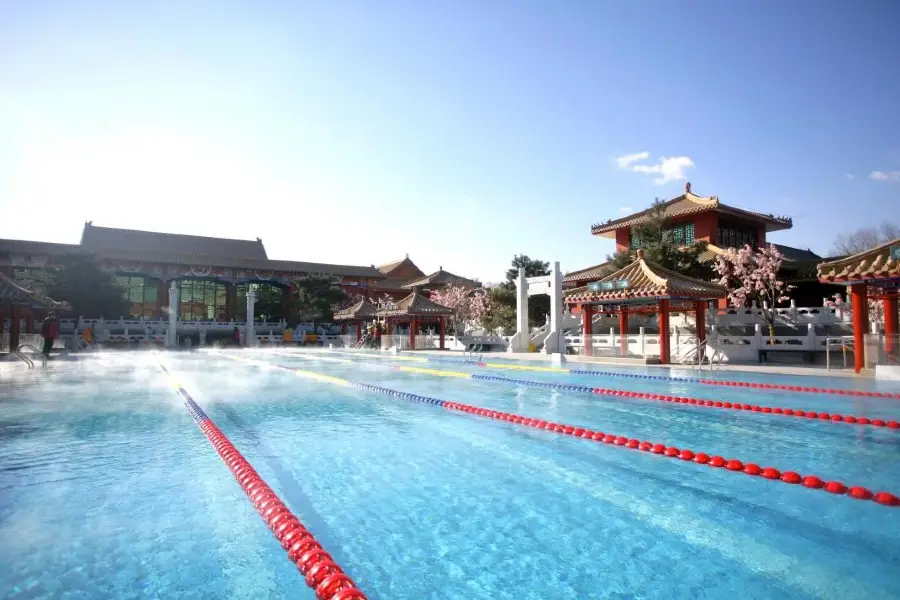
(39, 311, 59, 366)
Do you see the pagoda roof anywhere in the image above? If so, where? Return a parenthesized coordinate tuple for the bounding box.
(402, 268, 479, 290)
(591, 183, 793, 238)
(376, 255, 425, 278)
(817, 238, 900, 284)
(333, 298, 378, 321)
(563, 262, 611, 284)
(375, 291, 454, 318)
(565, 249, 727, 304)
(0, 272, 71, 311)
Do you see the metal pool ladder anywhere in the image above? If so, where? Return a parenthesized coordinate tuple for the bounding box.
(15, 344, 39, 369)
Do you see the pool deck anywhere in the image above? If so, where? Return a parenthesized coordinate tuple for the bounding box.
(403, 349, 869, 379)
(0, 348, 871, 379)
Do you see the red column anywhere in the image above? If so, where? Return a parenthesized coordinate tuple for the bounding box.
(158, 279, 170, 319)
(582, 304, 594, 356)
(439, 316, 445, 350)
(25, 313, 34, 334)
(340, 322, 346, 335)
(409, 317, 417, 350)
(618, 308, 628, 356)
(695, 300, 706, 344)
(9, 306, 20, 351)
(850, 283, 868, 373)
(356, 322, 362, 342)
(883, 291, 898, 355)
(658, 299, 670, 364)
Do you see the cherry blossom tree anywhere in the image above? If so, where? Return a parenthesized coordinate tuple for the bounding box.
(430, 285, 491, 334)
(824, 292, 884, 329)
(713, 244, 793, 343)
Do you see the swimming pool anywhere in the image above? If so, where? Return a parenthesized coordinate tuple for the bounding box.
(2, 350, 899, 599)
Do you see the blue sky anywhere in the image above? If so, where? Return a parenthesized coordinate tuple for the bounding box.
(1, 1, 898, 282)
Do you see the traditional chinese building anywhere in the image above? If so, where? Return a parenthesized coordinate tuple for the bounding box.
(365, 255, 479, 302)
(0, 223, 479, 332)
(817, 239, 900, 373)
(566, 182, 842, 305)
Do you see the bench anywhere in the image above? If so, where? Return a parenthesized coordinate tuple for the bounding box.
(757, 347, 816, 364)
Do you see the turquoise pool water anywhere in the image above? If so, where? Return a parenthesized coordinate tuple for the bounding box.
(2, 350, 899, 599)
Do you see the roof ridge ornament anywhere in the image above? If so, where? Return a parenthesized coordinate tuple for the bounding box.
(685, 182, 691, 194)
(636, 249, 645, 260)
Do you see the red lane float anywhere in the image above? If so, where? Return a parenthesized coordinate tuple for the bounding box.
(691, 377, 900, 400)
(165, 375, 367, 599)
(589, 387, 900, 430)
(439, 401, 900, 508)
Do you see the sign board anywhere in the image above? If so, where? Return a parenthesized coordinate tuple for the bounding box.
(890, 245, 900, 261)
(588, 279, 630, 292)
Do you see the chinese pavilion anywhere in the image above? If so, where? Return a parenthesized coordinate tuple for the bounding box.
(565, 249, 727, 363)
(375, 291, 454, 350)
(565, 182, 842, 306)
(817, 239, 900, 373)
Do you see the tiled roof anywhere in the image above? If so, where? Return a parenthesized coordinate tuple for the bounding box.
(376, 291, 454, 317)
(81, 223, 269, 259)
(562, 262, 611, 284)
(333, 298, 378, 320)
(698, 243, 823, 265)
(88, 247, 384, 278)
(591, 184, 793, 236)
(0, 231, 385, 279)
(817, 238, 900, 283)
(375, 255, 425, 278)
(0, 272, 71, 310)
(565, 249, 727, 304)
(402, 269, 480, 290)
(771, 244, 822, 262)
(0, 239, 80, 255)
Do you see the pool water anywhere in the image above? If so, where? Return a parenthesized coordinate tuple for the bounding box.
(2, 350, 899, 599)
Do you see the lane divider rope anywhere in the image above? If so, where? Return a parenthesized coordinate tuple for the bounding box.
(156, 358, 367, 600)
(224, 353, 900, 509)
(321, 349, 900, 399)
(277, 351, 899, 430)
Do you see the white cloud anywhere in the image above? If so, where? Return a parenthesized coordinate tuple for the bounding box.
(614, 151, 649, 169)
(632, 156, 695, 185)
(844, 173, 855, 180)
(614, 151, 695, 185)
(870, 170, 900, 182)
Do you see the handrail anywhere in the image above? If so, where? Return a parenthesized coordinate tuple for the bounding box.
(825, 336, 854, 371)
(15, 345, 35, 369)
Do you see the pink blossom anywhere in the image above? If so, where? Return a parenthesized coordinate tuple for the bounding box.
(430, 285, 492, 332)
(713, 244, 793, 337)
(824, 293, 884, 327)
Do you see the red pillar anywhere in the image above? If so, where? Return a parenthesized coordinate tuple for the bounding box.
(25, 313, 34, 334)
(695, 300, 706, 344)
(9, 306, 21, 351)
(618, 307, 628, 356)
(340, 322, 346, 335)
(582, 304, 594, 356)
(850, 283, 868, 373)
(409, 317, 417, 350)
(658, 299, 670, 364)
(883, 291, 898, 355)
(356, 322, 362, 342)
(439, 316, 445, 349)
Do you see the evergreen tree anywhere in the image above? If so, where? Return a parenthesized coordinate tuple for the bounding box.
(35, 253, 131, 318)
(290, 277, 348, 325)
(603, 199, 711, 279)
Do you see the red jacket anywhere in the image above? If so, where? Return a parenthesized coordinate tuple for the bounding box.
(41, 318, 59, 340)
